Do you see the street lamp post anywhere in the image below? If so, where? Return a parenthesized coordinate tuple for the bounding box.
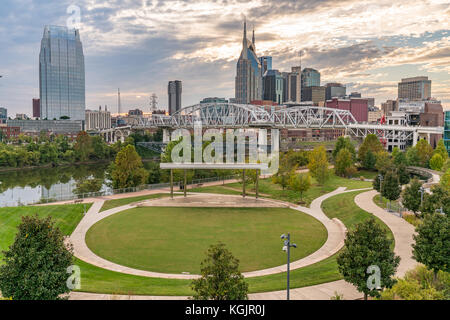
(281, 233, 297, 301)
(419, 186, 425, 207)
(378, 174, 384, 205)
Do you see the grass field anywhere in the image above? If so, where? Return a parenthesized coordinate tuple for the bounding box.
(85, 206, 327, 274)
(190, 173, 372, 206)
(100, 193, 180, 212)
(0, 203, 91, 262)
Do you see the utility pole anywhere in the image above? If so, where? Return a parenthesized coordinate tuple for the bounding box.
(117, 88, 122, 116)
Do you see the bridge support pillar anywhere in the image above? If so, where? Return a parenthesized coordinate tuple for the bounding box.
(413, 131, 418, 147)
(163, 129, 171, 143)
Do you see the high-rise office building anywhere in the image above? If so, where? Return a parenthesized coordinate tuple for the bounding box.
(398, 76, 431, 100)
(301, 68, 320, 87)
(282, 67, 301, 103)
(168, 80, 182, 115)
(301, 86, 326, 105)
(235, 20, 262, 104)
(325, 83, 346, 100)
(39, 26, 85, 121)
(259, 56, 272, 77)
(263, 70, 284, 105)
(0, 107, 7, 124)
(32, 98, 40, 118)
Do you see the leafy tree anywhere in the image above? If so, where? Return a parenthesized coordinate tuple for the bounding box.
(335, 148, 354, 177)
(332, 136, 355, 161)
(375, 151, 393, 174)
(337, 218, 400, 300)
(307, 146, 330, 185)
(284, 150, 309, 168)
(289, 173, 311, 203)
(406, 146, 420, 166)
(393, 148, 408, 167)
(191, 243, 248, 300)
(74, 131, 93, 162)
(402, 179, 423, 217)
(420, 184, 450, 216)
(110, 145, 149, 189)
(146, 161, 162, 184)
(412, 213, 450, 277)
(272, 157, 295, 190)
(381, 171, 401, 206)
(379, 266, 448, 300)
(0, 215, 74, 300)
(358, 134, 383, 167)
(440, 168, 450, 192)
(416, 139, 433, 168)
(73, 177, 103, 196)
(373, 174, 382, 192)
(396, 164, 410, 185)
(433, 139, 448, 163)
(362, 149, 377, 170)
(429, 153, 444, 171)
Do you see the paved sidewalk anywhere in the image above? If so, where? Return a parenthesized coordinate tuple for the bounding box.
(354, 190, 418, 277)
(69, 279, 362, 300)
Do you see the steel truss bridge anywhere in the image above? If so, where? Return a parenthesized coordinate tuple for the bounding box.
(125, 103, 442, 145)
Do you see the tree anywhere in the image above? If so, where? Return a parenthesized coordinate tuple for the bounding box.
(396, 164, 410, 185)
(337, 218, 400, 300)
(362, 150, 377, 170)
(433, 139, 448, 163)
(402, 179, 422, 217)
(412, 214, 449, 278)
(416, 139, 433, 168)
(382, 171, 401, 207)
(335, 148, 354, 177)
(74, 131, 93, 162)
(73, 177, 103, 196)
(373, 174, 381, 192)
(406, 146, 420, 166)
(191, 243, 248, 300)
(307, 146, 330, 185)
(272, 160, 295, 190)
(110, 145, 149, 189)
(0, 215, 74, 300)
(332, 136, 355, 161)
(289, 173, 311, 203)
(429, 153, 444, 171)
(375, 151, 393, 174)
(420, 184, 450, 216)
(393, 148, 408, 167)
(440, 168, 450, 192)
(358, 134, 383, 168)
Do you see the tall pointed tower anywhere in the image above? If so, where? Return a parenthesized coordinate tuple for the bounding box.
(235, 19, 262, 104)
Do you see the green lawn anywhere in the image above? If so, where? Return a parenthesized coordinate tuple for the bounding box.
(356, 170, 378, 180)
(0, 203, 91, 262)
(321, 190, 394, 241)
(100, 193, 178, 212)
(190, 173, 372, 207)
(86, 207, 327, 274)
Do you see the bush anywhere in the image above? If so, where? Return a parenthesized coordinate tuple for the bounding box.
(403, 214, 423, 227)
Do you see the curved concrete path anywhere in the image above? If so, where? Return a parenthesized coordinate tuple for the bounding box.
(69, 188, 370, 280)
(354, 190, 418, 278)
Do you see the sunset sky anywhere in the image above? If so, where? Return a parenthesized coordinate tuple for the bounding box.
(0, 0, 449, 115)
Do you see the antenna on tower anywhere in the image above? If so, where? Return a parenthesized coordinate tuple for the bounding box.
(150, 93, 158, 112)
(117, 88, 122, 116)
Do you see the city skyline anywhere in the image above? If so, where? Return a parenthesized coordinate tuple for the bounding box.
(0, 0, 449, 116)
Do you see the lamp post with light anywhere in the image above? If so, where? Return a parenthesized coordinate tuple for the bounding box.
(281, 233, 297, 300)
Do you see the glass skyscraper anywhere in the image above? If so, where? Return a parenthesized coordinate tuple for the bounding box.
(301, 68, 321, 87)
(39, 26, 85, 121)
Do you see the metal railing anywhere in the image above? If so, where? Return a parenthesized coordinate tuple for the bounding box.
(16, 174, 241, 207)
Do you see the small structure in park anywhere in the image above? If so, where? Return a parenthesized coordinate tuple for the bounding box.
(160, 163, 268, 199)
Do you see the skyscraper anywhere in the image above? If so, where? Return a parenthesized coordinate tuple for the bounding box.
(398, 76, 431, 100)
(325, 83, 346, 100)
(259, 56, 272, 77)
(263, 70, 283, 105)
(39, 26, 85, 121)
(235, 20, 262, 104)
(301, 68, 321, 88)
(282, 67, 301, 103)
(168, 80, 182, 115)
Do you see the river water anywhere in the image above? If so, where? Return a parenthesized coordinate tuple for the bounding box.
(0, 163, 113, 207)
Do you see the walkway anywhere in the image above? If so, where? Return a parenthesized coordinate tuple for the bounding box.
(354, 190, 418, 277)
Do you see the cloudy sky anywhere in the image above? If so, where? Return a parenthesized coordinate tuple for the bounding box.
(0, 0, 449, 116)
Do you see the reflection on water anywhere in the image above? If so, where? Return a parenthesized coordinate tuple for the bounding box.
(0, 163, 111, 207)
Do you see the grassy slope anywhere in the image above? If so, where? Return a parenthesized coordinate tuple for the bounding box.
(190, 173, 371, 206)
(0, 203, 91, 262)
(85, 207, 327, 274)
